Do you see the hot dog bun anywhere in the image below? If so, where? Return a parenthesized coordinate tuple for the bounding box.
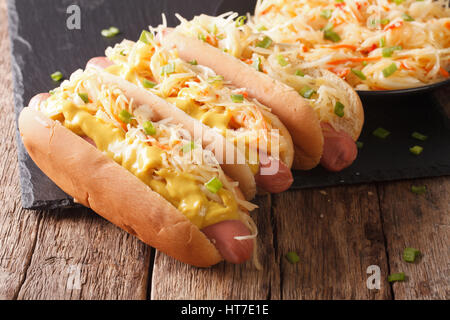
(161, 31, 324, 170)
(19, 107, 223, 267)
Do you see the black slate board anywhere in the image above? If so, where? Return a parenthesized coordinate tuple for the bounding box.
(7, 0, 450, 209)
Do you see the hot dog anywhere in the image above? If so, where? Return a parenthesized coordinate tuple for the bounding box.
(160, 13, 364, 172)
(86, 35, 299, 194)
(20, 68, 260, 267)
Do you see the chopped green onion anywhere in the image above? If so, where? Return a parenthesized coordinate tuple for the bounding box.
(235, 15, 247, 27)
(49, 89, 56, 95)
(142, 79, 157, 88)
(409, 145, 423, 155)
(78, 93, 89, 103)
(323, 22, 334, 31)
(382, 63, 398, 78)
(351, 69, 367, 80)
(379, 37, 386, 48)
(138, 30, 153, 44)
(256, 36, 273, 48)
(182, 141, 195, 153)
(411, 185, 427, 195)
(143, 121, 156, 136)
(285, 252, 300, 264)
(295, 70, 305, 77)
(411, 131, 428, 141)
(369, 19, 378, 28)
(161, 64, 175, 76)
(362, 61, 368, 66)
(231, 94, 244, 103)
(119, 109, 133, 124)
(51, 71, 63, 82)
(257, 25, 268, 31)
(252, 57, 262, 72)
(403, 248, 420, 262)
(276, 54, 289, 67)
(320, 9, 332, 20)
(335, 0, 344, 3)
(402, 13, 414, 21)
(334, 101, 345, 117)
(189, 59, 198, 65)
(373, 127, 390, 139)
(299, 86, 315, 99)
(388, 272, 405, 282)
(101, 26, 120, 38)
(198, 33, 206, 42)
(380, 19, 390, 26)
(120, 50, 127, 56)
(394, 0, 404, 5)
(324, 29, 341, 42)
(382, 46, 402, 58)
(208, 75, 224, 84)
(212, 24, 218, 35)
(205, 177, 223, 193)
(356, 141, 364, 149)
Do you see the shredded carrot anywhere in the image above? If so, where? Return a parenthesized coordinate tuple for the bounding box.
(371, 86, 388, 90)
(445, 21, 450, 30)
(384, 21, 403, 32)
(151, 140, 170, 151)
(111, 112, 129, 132)
(400, 62, 414, 71)
(206, 35, 218, 47)
(229, 116, 241, 129)
(327, 56, 381, 65)
(259, 4, 276, 16)
(360, 43, 378, 54)
(326, 44, 358, 51)
(328, 67, 350, 78)
(440, 67, 449, 78)
(236, 90, 249, 99)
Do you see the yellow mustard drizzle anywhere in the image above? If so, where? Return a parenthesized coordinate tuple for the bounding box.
(166, 97, 232, 132)
(58, 101, 239, 229)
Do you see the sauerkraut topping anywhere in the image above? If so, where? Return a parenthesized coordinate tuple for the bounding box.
(252, 0, 450, 90)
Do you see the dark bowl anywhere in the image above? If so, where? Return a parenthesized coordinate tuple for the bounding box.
(357, 78, 450, 100)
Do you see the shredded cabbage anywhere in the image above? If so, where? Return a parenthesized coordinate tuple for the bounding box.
(252, 0, 450, 90)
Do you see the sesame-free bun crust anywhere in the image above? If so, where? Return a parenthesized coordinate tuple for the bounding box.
(19, 107, 223, 267)
(162, 31, 324, 170)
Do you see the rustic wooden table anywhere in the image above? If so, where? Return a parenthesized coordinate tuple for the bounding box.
(0, 0, 448, 300)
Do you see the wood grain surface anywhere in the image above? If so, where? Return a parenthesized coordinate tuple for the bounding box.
(0, 0, 448, 300)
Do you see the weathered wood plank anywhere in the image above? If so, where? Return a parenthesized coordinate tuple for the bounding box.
(151, 195, 280, 300)
(378, 177, 450, 299)
(0, 0, 152, 299)
(0, 0, 41, 299)
(16, 208, 152, 300)
(273, 185, 392, 299)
